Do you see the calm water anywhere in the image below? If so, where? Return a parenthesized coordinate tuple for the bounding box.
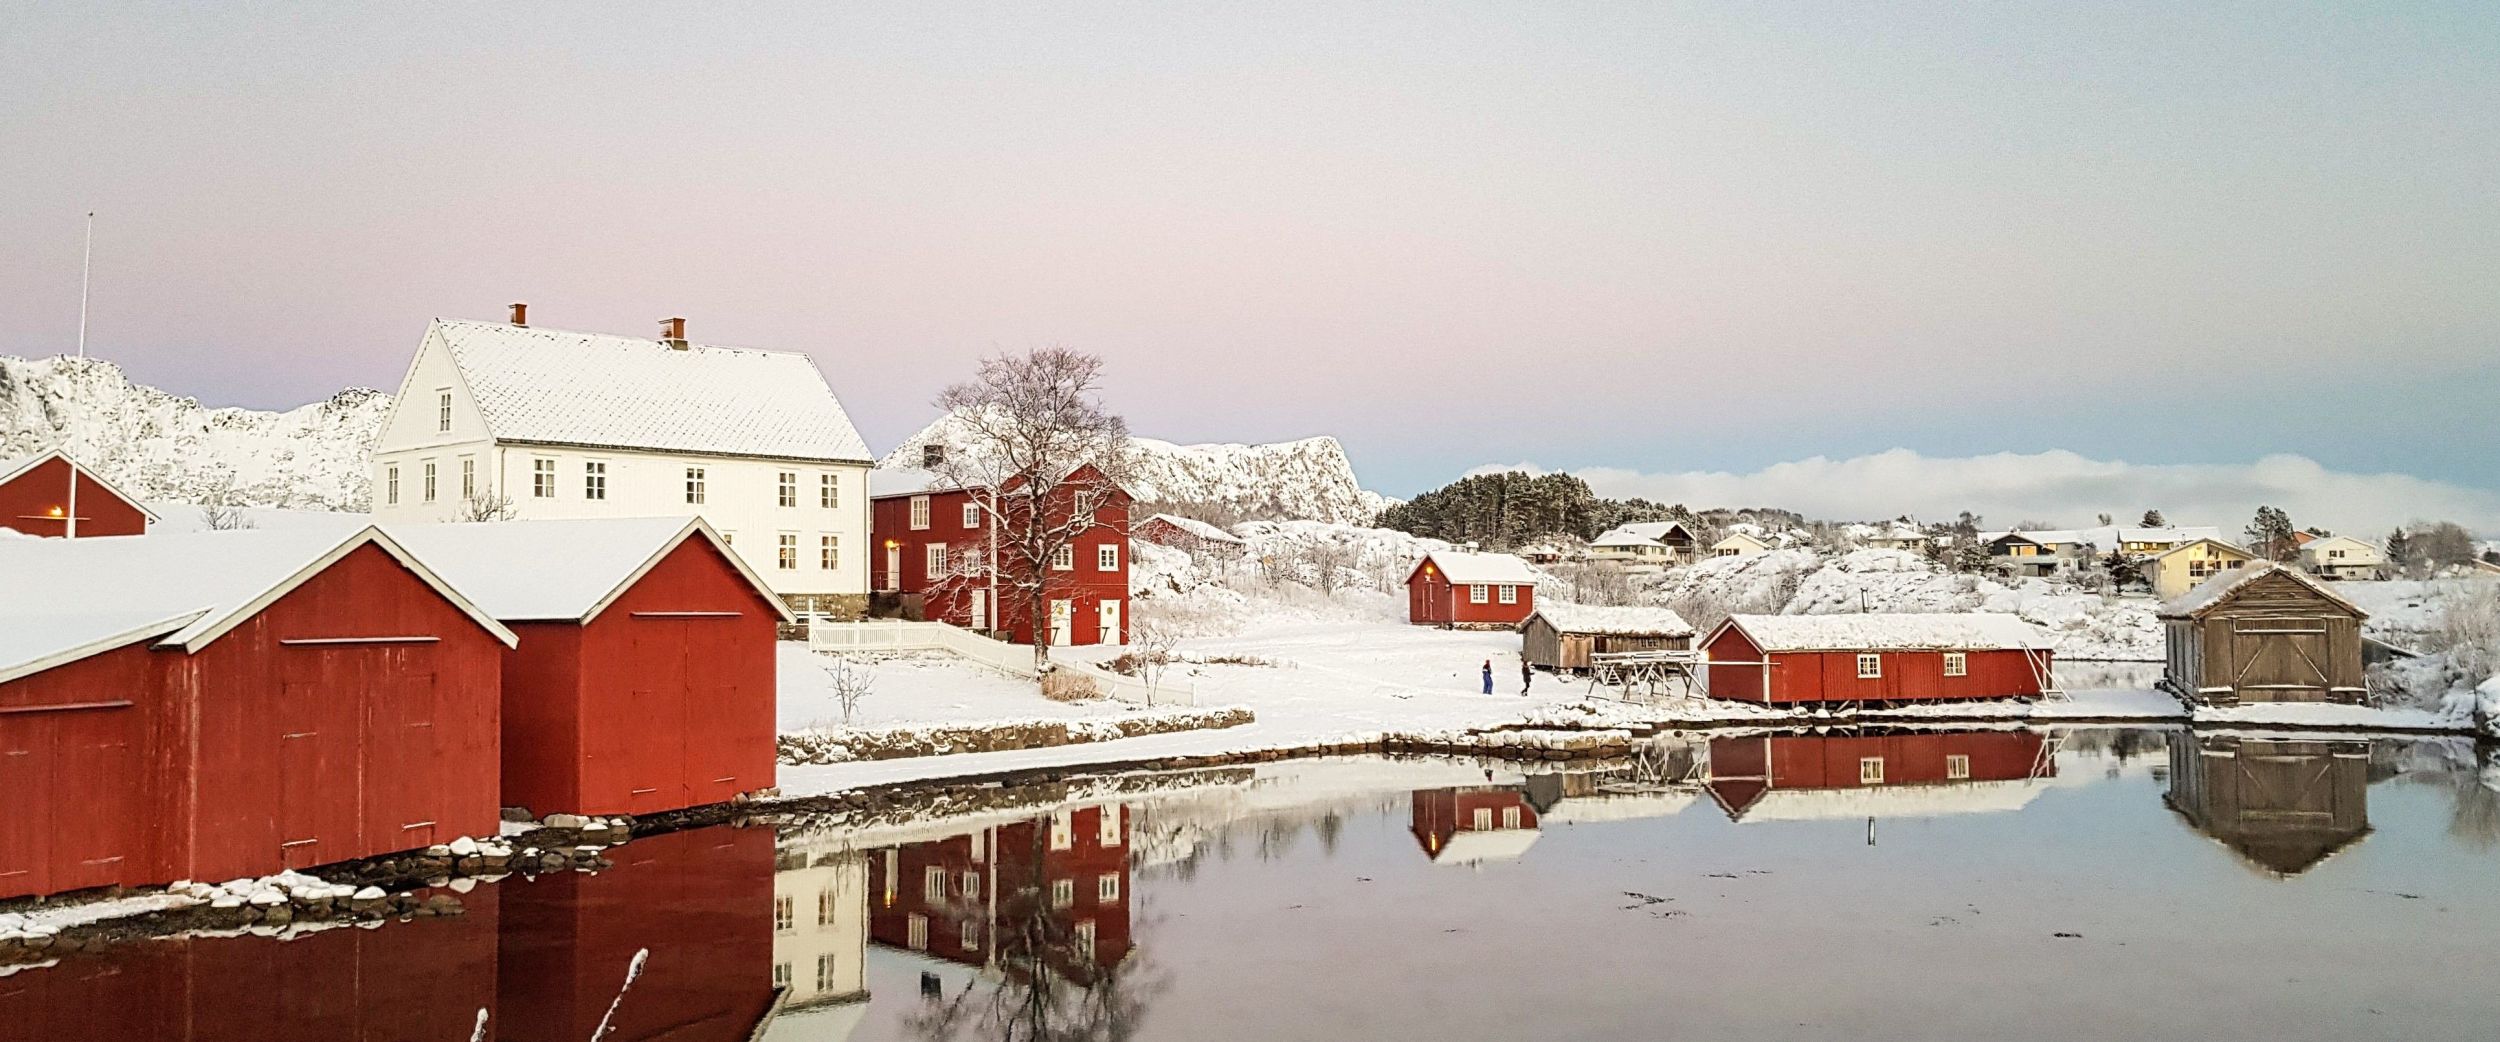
(6, 727, 2498, 1042)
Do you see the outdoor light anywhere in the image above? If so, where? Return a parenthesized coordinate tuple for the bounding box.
(47, 506, 63, 517)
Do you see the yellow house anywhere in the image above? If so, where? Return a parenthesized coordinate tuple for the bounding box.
(1711, 532, 1772, 558)
(2143, 538, 2259, 600)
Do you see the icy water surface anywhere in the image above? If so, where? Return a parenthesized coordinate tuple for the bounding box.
(6, 727, 2499, 1041)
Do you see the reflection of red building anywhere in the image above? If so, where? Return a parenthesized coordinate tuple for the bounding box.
(1705, 730, 2052, 822)
(1410, 787, 1541, 864)
(870, 464, 1131, 646)
(865, 805, 1134, 982)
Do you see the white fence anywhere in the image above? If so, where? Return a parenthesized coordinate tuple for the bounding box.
(803, 618, 1195, 707)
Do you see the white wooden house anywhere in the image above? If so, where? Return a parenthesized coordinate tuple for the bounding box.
(370, 312, 875, 614)
(2298, 535, 2386, 581)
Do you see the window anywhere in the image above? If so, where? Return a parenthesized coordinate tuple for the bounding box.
(386, 465, 399, 506)
(816, 953, 838, 992)
(1943, 652, 1967, 677)
(1856, 653, 1882, 678)
(777, 471, 798, 508)
(532, 458, 555, 498)
(1471, 807, 1493, 830)
(1052, 545, 1075, 571)
(906, 914, 928, 950)
(1074, 920, 1097, 960)
(819, 534, 840, 570)
(1468, 584, 1489, 604)
(1945, 754, 1971, 780)
(820, 473, 839, 509)
(1497, 584, 1517, 604)
(817, 888, 838, 925)
(1098, 807, 1121, 847)
(1097, 873, 1120, 903)
(1049, 810, 1073, 850)
(422, 461, 437, 503)
(909, 495, 930, 530)
(926, 542, 948, 575)
(778, 534, 798, 570)
(460, 457, 475, 500)
(721, 531, 733, 547)
(1051, 878, 1075, 909)
(960, 919, 982, 951)
(772, 962, 792, 988)
(962, 501, 981, 528)
(1097, 544, 1120, 571)
(1501, 806, 1521, 829)
(685, 467, 706, 504)
(774, 896, 795, 932)
(1858, 757, 1885, 785)
(436, 389, 452, 432)
(961, 870, 980, 898)
(923, 866, 947, 903)
(584, 460, 607, 501)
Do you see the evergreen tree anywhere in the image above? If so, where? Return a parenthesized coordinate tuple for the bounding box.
(1951, 539, 1991, 574)
(2245, 505, 2297, 561)
(2103, 549, 2140, 591)
(2138, 509, 2164, 528)
(2386, 526, 2414, 574)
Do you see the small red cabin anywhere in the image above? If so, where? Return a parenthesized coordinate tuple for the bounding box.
(1405, 551, 1539, 628)
(0, 527, 515, 899)
(388, 517, 790, 818)
(0, 449, 155, 538)
(1704, 729, 2055, 822)
(869, 463, 1131, 647)
(1702, 613, 2052, 705)
(1132, 513, 1244, 555)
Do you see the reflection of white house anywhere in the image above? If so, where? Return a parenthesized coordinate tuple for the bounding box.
(2299, 535, 2386, 581)
(767, 847, 870, 1040)
(1710, 532, 1771, 558)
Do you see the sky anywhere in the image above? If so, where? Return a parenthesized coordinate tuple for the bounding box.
(3, 3, 2494, 530)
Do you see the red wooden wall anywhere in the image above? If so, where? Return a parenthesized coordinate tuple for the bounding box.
(0, 643, 155, 898)
(1409, 786, 1540, 858)
(1704, 626, 2046, 704)
(1404, 566, 1535, 627)
(0, 457, 149, 538)
(869, 479, 1130, 646)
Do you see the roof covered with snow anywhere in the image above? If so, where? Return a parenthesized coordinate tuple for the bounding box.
(382, 517, 788, 624)
(1139, 513, 1243, 544)
(1594, 521, 1694, 544)
(1411, 551, 1540, 586)
(2009, 525, 2224, 550)
(1590, 534, 1667, 549)
(431, 319, 872, 463)
(2155, 560, 2366, 620)
(1525, 603, 1694, 637)
(1718, 612, 2052, 652)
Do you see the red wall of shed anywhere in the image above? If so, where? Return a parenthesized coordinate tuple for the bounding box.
(0, 641, 159, 899)
(1404, 568, 1533, 626)
(0, 457, 148, 538)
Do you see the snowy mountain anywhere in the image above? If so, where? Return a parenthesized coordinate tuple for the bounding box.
(0, 355, 386, 510)
(881, 413, 1391, 525)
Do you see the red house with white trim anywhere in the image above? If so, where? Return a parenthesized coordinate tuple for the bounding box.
(1704, 729, 2055, 823)
(387, 517, 789, 817)
(0, 527, 514, 899)
(868, 463, 1131, 646)
(1701, 613, 2052, 706)
(1405, 551, 1539, 627)
(0, 449, 155, 538)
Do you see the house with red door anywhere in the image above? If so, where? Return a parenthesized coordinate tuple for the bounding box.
(868, 462, 1131, 647)
(1701, 613, 2053, 706)
(0, 527, 514, 899)
(1410, 786, 1541, 865)
(864, 804, 1134, 984)
(0, 449, 155, 538)
(1405, 550, 1539, 628)
(1703, 729, 2056, 823)
(385, 517, 789, 817)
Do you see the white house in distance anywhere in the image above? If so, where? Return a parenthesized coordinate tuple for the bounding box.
(370, 310, 876, 615)
(2300, 534, 2386, 581)
(1711, 531, 1772, 558)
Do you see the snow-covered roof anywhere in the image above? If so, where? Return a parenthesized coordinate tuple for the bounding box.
(1410, 551, 1540, 585)
(1712, 532, 1771, 550)
(0, 527, 517, 684)
(1138, 513, 1243, 544)
(1727, 778, 2052, 823)
(1716, 612, 2052, 652)
(1525, 603, 1694, 637)
(0, 448, 162, 522)
(2298, 534, 2381, 557)
(1426, 828, 1539, 865)
(1844, 520, 1929, 541)
(2146, 537, 2255, 562)
(2009, 525, 2223, 550)
(1590, 534, 1666, 549)
(430, 319, 872, 463)
(1594, 521, 1694, 544)
(2156, 561, 2366, 620)
(381, 517, 791, 624)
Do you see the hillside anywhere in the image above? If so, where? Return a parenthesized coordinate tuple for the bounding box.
(881, 413, 1390, 525)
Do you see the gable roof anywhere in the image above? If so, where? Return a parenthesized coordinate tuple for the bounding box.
(2156, 560, 2366, 620)
(1595, 521, 1695, 545)
(1711, 532, 1771, 550)
(1523, 603, 1693, 637)
(0, 449, 163, 523)
(0, 526, 517, 685)
(1711, 612, 2052, 652)
(2298, 534, 2380, 556)
(2146, 537, 2255, 563)
(381, 517, 793, 625)
(425, 319, 873, 463)
(1590, 534, 1667, 549)
(1408, 551, 1540, 586)
(1138, 513, 1243, 545)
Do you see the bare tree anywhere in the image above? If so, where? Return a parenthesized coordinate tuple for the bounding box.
(197, 477, 257, 530)
(926, 348, 1133, 673)
(1130, 618, 1179, 707)
(456, 492, 519, 522)
(821, 655, 876, 726)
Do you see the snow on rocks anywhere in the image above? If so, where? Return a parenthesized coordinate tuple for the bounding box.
(779, 707, 1256, 765)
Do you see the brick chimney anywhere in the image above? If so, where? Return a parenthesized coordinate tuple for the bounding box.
(659, 316, 687, 349)
(508, 302, 528, 327)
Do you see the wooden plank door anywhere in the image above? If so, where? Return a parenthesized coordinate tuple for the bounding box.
(0, 718, 53, 896)
(279, 679, 334, 869)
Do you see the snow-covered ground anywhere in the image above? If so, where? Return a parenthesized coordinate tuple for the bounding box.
(776, 645, 1160, 732)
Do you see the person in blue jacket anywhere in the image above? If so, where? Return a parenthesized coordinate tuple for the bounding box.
(1481, 659, 1494, 695)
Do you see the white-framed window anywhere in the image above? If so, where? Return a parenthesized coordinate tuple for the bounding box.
(817, 888, 838, 925)
(436, 389, 452, 433)
(820, 473, 839, 509)
(906, 914, 928, 950)
(819, 534, 839, 570)
(960, 919, 982, 951)
(1497, 584, 1517, 604)
(422, 460, 437, 503)
(386, 465, 399, 506)
(1856, 653, 1882, 678)
(1943, 652, 1967, 677)
(584, 460, 607, 501)
(1859, 757, 1885, 784)
(926, 542, 948, 575)
(1098, 807, 1121, 847)
(1051, 878, 1075, 909)
(772, 962, 792, 988)
(1097, 873, 1120, 903)
(1468, 584, 1489, 604)
(909, 495, 931, 530)
(1074, 919, 1097, 960)
(961, 870, 980, 898)
(1097, 544, 1120, 571)
(778, 533, 798, 571)
(1945, 754, 1971, 780)
(1501, 806, 1521, 829)
(459, 457, 475, 500)
(1052, 545, 1075, 571)
(1471, 807, 1493, 830)
(532, 458, 556, 498)
(1049, 810, 1073, 850)
(685, 467, 706, 504)
(923, 866, 946, 903)
(816, 953, 838, 991)
(962, 501, 981, 528)
(777, 471, 798, 508)
(773, 895, 795, 932)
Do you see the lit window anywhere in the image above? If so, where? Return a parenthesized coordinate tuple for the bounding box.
(926, 542, 948, 575)
(820, 473, 839, 509)
(1097, 873, 1120, 903)
(909, 495, 930, 530)
(1051, 878, 1075, 908)
(1469, 584, 1489, 604)
(436, 389, 452, 433)
(532, 458, 555, 498)
(1498, 584, 1517, 604)
(1943, 652, 1967, 677)
(1946, 754, 1971, 780)
(584, 460, 606, 501)
(422, 461, 437, 503)
(819, 534, 839, 570)
(685, 467, 706, 504)
(1856, 654, 1882, 679)
(1859, 757, 1885, 785)
(1052, 545, 1075, 571)
(777, 471, 798, 508)
(1097, 544, 1120, 571)
(386, 466, 399, 506)
(923, 866, 947, 903)
(962, 501, 981, 528)
(778, 534, 798, 571)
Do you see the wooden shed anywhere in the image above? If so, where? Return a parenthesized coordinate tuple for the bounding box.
(1518, 604, 1694, 671)
(0, 449, 156, 538)
(2164, 733, 2370, 876)
(1701, 613, 2054, 706)
(0, 527, 515, 899)
(387, 517, 791, 817)
(1405, 551, 1538, 628)
(2156, 562, 2367, 706)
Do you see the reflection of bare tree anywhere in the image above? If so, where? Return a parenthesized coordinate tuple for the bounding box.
(902, 827, 1169, 1042)
(1315, 811, 1344, 856)
(2446, 752, 2500, 851)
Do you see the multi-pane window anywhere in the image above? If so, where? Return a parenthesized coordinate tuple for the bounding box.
(1097, 545, 1120, 571)
(386, 466, 399, 505)
(1051, 878, 1075, 909)
(1497, 584, 1517, 603)
(817, 889, 838, 925)
(962, 502, 981, 528)
(436, 390, 452, 432)
(532, 458, 555, 498)
(906, 914, 928, 950)
(815, 954, 838, 992)
(684, 467, 706, 504)
(923, 866, 947, 903)
(422, 461, 438, 503)
(1052, 545, 1075, 570)
(1945, 754, 1972, 780)
(1098, 873, 1120, 903)
(1074, 920, 1097, 960)
(819, 535, 840, 570)
(772, 962, 792, 988)
(1501, 806, 1521, 829)
(961, 919, 982, 951)
(926, 543, 948, 575)
(584, 460, 607, 501)
(1943, 652, 1967, 677)
(1856, 654, 1882, 678)
(1859, 757, 1886, 784)
(961, 870, 980, 898)
(773, 896, 795, 932)
(1468, 584, 1489, 604)
(777, 471, 798, 507)
(821, 473, 839, 509)
(460, 457, 475, 499)
(777, 534, 798, 571)
(909, 495, 930, 530)
(1472, 807, 1493, 830)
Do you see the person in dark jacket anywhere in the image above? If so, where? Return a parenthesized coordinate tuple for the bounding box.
(1481, 660, 1493, 695)
(1521, 659, 1533, 695)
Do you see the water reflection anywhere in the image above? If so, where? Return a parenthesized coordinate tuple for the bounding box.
(2165, 734, 2373, 877)
(1410, 787, 1541, 865)
(1703, 729, 2057, 823)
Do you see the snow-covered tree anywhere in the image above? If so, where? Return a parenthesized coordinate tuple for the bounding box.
(2387, 526, 2416, 576)
(2139, 509, 2165, 528)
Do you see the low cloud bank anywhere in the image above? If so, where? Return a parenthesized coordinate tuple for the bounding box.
(1467, 450, 2499, 537)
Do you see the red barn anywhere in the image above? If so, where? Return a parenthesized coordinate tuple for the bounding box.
(0, 527, 514, 899)
(1410, 786, 1541, 865)
(865, 804, 1133, 983)
(1701, 613, 2052, 706)
(1405, 551, 1539, 628)
(1704, 729, 2056, 822)
(1132, 512, 1244, 555)
(0, 449, 155, 538)
(868, 463, 1131, 646)
(387, 517, 790, 817)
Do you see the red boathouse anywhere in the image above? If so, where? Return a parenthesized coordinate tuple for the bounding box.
(1405, 551, 1540, 628)
(0, 449, 156, 538)
(0, 527, 515, 899)
(388, 517, 789, 818)
(1701, 613, 2053, 706)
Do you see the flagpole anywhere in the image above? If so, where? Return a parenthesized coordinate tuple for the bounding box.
(77, 212, 94, 359)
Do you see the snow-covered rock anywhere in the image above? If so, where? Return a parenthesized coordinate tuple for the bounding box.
(882, 412, 1391, 525)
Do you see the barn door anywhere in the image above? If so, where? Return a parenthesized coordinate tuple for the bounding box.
(2231, 618, 2330, 702)
(1561, 635, 1595, 671)
(2238, 746, 2338, 827)
(363, 665, 443, 852)
(0, 720, 53, 895)
(56, 725, 134, 889)
(278, 680, 333, 869)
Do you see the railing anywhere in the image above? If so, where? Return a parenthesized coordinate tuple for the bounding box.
(803, 618, 1195, 707)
